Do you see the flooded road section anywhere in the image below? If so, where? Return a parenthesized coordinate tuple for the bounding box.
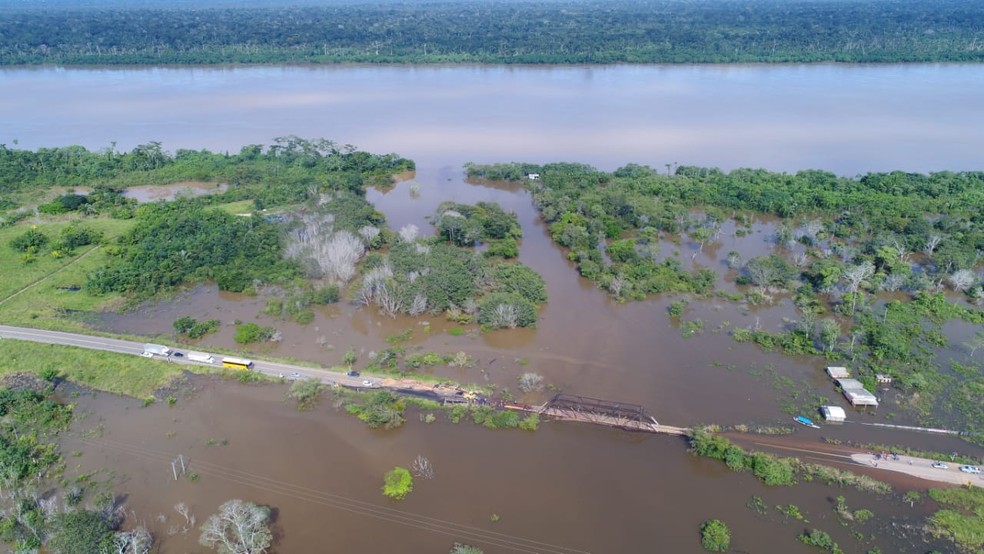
(63, 377, 939, 553)
(99, 168, 983, 451)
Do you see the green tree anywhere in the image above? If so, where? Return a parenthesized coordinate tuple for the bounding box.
(173, 316, 197, 334)
(382, 467, 414, 500)
(700, 519, 731, 552)
(47, 510, 115, 554)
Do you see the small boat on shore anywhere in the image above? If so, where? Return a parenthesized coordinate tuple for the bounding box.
(794, 416, 820, 429)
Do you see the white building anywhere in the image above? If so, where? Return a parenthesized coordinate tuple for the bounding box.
(821, 406, 846, 422)
(836, 378, 879, 407)
(826, 366, 850, 379)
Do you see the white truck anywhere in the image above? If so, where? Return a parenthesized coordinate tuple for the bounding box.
(187, 352, 215, 364)
(143, 343, 172, 356)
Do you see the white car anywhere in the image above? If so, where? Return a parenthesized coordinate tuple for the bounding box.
(141, 352, 154, 358)
(959, 465, 981, 474)
(931, 462, 949, 470)
(361, 380, 376, 388)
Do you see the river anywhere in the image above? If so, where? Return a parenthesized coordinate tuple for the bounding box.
(3, 64, 984, 174)
(3, 64, 983, 552)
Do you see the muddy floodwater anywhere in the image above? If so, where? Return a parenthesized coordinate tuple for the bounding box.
(63, 378, 945, 553)
(4, 64, 984, 551)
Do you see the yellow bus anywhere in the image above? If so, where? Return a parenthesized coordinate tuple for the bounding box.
(221, 357, 254, 370)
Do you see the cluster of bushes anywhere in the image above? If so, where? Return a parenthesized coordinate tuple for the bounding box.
(38, 193, 90, 215)
(173, 316, 221, 339)
(263, 285, 339, 324)
(470, 406, 539, 431)
(926, 487, 984, 553)
(689, 427, 890, 493)
(342, 390, 407, 430)
(233, 322, 278, 345)
(86, 202, 298, 296)
(359, 223, 547, 329)
(9, 222, 103, 262)
(0, 388, 155, 553)
(432, 201, 522, 253)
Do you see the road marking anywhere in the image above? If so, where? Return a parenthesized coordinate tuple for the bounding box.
(752, 442, 854, 460)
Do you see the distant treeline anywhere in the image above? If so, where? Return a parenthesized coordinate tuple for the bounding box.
(2, 0, 983, 65)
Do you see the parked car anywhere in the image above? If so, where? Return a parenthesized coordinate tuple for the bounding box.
(959, 465, 982, 474)
(932, 462, 949, 469)
(347, 370, 359, 377)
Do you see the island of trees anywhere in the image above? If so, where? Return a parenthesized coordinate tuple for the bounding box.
(467, 161, 984, 444)
(2, 0, 983, 66)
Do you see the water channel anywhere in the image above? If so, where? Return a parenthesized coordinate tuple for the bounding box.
(3, 64, 983, 552)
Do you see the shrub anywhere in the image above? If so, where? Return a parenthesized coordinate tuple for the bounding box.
(492, 263, 548, 303)
(518, 372, 545, 393)
(10, 228, 48, 252)
(60, 223, 102, 249)
(668, 299, 688, 317)
(173, 316, 196, 334)
(187, 319, 220, 339)
(287, 378, 326, 411)
(485, 237, 519, 258)
(478, 293, 537, 328)
(382, 467, 413, 500)
(234, 323, 275, 344)
(700, 519, 731, 552)
(750, 452, 796, 486)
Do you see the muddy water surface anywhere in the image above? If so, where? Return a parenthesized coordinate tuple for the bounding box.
(63, 377, 942, 553)
(6, 63, 984, 551)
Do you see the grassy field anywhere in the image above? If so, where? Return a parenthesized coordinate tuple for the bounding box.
(0, 340, 221, 398)
(0, 217, 134, 331)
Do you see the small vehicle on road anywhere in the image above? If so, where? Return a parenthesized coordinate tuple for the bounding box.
(959, 465, 982, 474)
(932, 462, 949, 469)
(141, 352, 154, 358)
(172, 352, 183, 358)
(361, 379, 375, 388)
(347, 370, 359, 377)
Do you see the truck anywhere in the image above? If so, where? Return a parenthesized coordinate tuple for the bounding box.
(143, 343, 172, 356)
(187, 352, 215, 364)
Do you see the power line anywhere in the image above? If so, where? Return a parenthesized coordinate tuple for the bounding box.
(82, 436, 591, 554)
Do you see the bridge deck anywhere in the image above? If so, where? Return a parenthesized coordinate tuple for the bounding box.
(504, 402, 689, 436)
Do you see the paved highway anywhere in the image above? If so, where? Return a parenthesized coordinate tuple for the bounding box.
(0, 324, 371, 389)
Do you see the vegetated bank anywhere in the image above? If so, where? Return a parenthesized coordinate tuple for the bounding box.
(0, 139, 546, 334)
(467, 162, 984, 442)
(1, 0, 983, 65)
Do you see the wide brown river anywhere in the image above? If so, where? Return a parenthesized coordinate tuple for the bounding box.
(3, 64, 983, 552)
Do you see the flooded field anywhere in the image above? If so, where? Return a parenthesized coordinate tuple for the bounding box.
(62, 377, 947, 553)
(3, 64, 983, 551)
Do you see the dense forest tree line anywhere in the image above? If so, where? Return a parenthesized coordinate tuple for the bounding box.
(0, 137, 412, 195)
(0, 137, 413, 227)
(1, 0, 983, 65)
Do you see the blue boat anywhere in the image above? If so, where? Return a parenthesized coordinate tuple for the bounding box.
(794, 416, 820, 429)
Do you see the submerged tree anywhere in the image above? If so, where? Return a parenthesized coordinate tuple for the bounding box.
(199, 499, 272, 554)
